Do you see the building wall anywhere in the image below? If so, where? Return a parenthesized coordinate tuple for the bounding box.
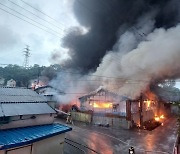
(132, 110, 155, 125)
(0, 150, 5, 154)
(32, 134, 65, 154)
(0, 114, 55, 130)
(6, 145, 31, 154)
(0, 134, 65, 154)
(6, 79, 16, 87)
(80, 91, 126, 116)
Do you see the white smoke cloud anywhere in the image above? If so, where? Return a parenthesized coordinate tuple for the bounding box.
(50, 13, 180, 103)
(94, 23, 180, 99)
(50, 70, 98, 104)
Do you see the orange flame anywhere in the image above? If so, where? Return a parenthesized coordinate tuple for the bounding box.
(144, 100, 151, 108)
(154, 116, 160, 121)
(147, 100, 151, 108)
(160, 115, 164, 119)
(92, 102, 113, 108)
(154, 115, 165, 121)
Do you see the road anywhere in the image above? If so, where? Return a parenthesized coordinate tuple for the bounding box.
(55, 117, 178, 154)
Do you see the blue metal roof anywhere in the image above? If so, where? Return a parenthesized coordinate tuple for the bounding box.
(0, 124, 72, 150)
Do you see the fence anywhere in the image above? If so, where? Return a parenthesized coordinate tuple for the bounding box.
(71, 112, 92, 123)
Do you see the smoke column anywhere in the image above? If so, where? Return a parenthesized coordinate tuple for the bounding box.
(51, 0, 180, 102)
(94, 24, 180, 99)
(52, 0, 180, 73)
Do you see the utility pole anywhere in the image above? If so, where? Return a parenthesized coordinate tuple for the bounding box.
(139, 93, 143, 128)
(23, 45, 30, 69)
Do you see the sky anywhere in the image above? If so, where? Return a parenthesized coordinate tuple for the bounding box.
(0, 0, 180, 90)
(0, 0, 78, 66)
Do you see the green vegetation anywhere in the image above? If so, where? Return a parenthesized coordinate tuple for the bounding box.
(0, 64, 61, 87)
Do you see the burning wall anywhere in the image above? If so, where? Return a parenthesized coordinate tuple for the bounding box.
(79, 87, 126, 116)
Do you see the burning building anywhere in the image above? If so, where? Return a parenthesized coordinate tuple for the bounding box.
(79, 87, 127, 116)
(49, 0, 180, 130)
(78, 87, 168, 129)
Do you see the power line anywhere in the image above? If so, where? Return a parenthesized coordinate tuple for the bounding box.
(7, 0, 133, 68)
(19, 0, 68, 28)
(0, 2, 62, 36)
(0, 6, 62, 39)
(8, 0, 65, 32)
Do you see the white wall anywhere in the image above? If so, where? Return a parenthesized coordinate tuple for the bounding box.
(0, 114, 55, 130)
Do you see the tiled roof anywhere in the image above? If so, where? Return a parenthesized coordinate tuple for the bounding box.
(0, 124, 72, 150)
(0, 103, 56, 117)
(0, 87, 46, 103)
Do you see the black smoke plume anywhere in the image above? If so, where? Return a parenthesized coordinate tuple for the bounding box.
(54, 0, 180, 73)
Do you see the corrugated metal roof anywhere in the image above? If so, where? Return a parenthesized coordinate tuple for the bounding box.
(0, 87, 46, 103)
(0, 95, 46, 103)
(0, 103, 56, 116)
(0, 124, 72, 150)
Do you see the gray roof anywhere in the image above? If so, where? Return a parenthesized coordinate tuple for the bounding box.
(0, 103, 56, 117)
(0, 87, 46, 103)
(0, 104, 3, 117)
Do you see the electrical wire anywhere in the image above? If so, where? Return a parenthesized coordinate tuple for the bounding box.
(8, 0, 66, 32)
(65, 141, 86, 154)
(65, 138, 100, 154)
(0, 6, 62, 39)
(0, 2, 62, 36)
(19, 0, 69, 28)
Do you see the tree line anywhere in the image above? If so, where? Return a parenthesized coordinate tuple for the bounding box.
(0, 64, 61, 87)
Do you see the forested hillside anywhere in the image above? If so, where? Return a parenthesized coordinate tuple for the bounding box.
(0, 64, 61, 87)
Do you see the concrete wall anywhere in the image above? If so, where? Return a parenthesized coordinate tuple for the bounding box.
(93, 115, 129, 129)
(0, 134, 65, 154)
(0, 114, 55, 130)
(71, 112, 92, 123)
